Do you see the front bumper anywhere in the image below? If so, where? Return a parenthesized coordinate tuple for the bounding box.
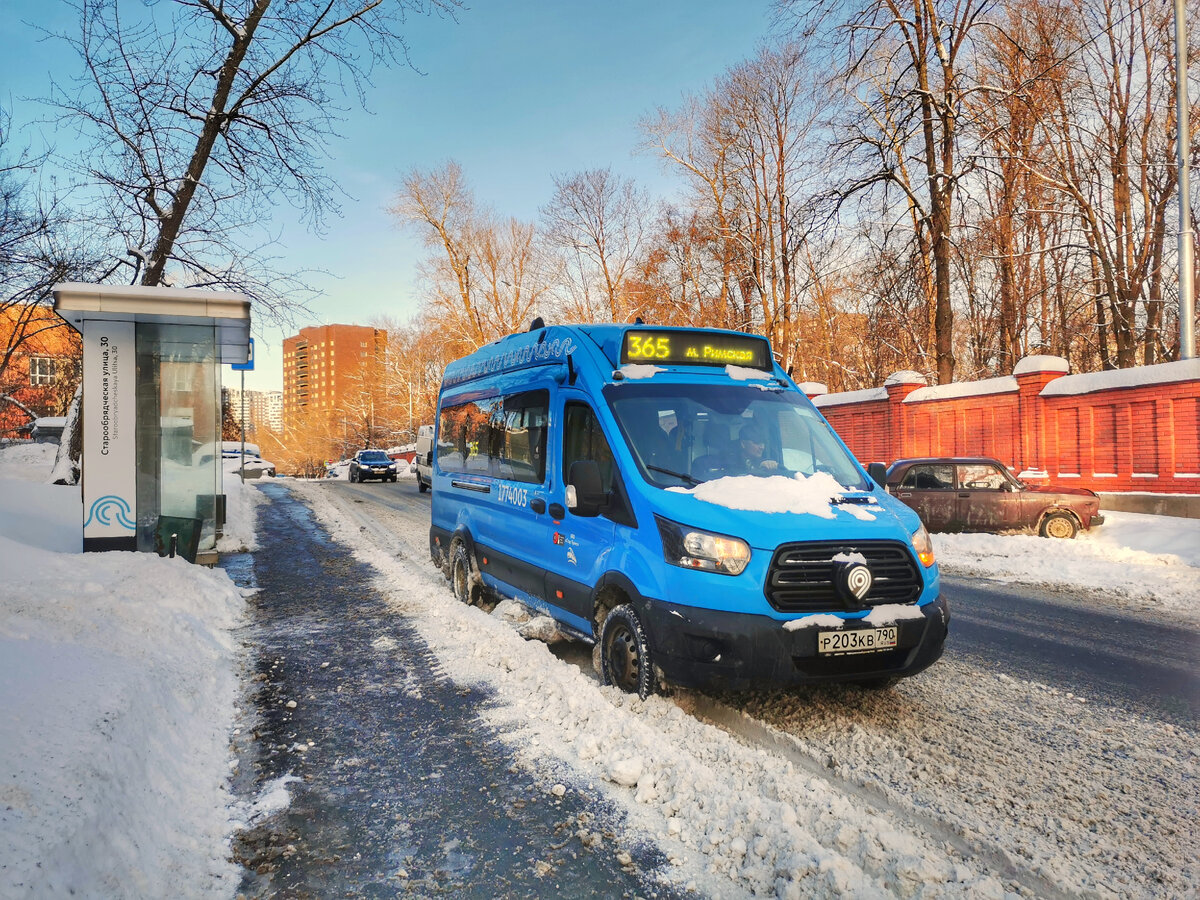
(634, 595, 949, 691)
(360, 467, 395, 480)
(1090, 513, 1105, 527)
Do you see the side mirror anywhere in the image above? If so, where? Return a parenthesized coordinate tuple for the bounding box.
(567, 459, 606, 517)
(867, 462, 887, 488)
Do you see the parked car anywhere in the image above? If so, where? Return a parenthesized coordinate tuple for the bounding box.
(884, 457, 1104, 538)
(349, 449, 397, 483)
(414, 424, 434, 493)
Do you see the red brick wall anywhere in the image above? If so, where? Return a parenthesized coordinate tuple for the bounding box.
(813, 358, 1200, 495)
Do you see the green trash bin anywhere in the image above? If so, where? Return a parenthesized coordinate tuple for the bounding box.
(155, 515, 202, 563)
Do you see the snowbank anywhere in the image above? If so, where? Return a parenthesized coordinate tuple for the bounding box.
(0, 440, 257, 897)
(933, 511, 1200, 617)
(0, 538, 248, 897)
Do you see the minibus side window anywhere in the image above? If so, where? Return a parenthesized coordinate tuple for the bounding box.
(437, 403, 470, 472)
(563, 403, 616, 493)
(463, 400, 492, 474)
(496, 391, 549, 484)
(438, 392, 548, 482)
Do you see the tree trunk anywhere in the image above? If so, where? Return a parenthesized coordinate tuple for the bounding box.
(141, 0, 273, 287)
(51, 381, 83, 485)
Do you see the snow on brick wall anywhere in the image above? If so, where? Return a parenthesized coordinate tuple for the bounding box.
(814, 360, 1200, 494)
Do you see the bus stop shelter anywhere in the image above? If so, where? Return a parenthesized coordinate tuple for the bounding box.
(52, 283, 251, 563)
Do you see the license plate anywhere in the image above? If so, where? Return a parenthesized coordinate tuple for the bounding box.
(817, 626, 898, 656)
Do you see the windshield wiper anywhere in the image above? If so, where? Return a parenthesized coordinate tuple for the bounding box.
(832, 491, 875, 503)
(646, 464, 701, 486)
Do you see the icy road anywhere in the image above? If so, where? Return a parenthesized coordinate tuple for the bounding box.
(241, 479, 1197, 898)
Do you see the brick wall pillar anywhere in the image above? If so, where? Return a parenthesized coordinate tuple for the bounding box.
(1012, 355, 1069, 475)
(883, 371, 927, 461)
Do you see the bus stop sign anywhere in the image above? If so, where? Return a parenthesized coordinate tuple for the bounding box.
(231, 337, 254, 371)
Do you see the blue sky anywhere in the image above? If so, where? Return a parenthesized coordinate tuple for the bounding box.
(1, 0, 776, 390)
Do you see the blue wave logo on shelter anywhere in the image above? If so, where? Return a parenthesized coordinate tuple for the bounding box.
(84, 495, 136, 531)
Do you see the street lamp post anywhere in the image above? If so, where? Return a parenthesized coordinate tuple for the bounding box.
(1177, 0, 1195, 359)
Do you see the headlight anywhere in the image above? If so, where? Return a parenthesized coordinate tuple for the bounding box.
(656, 516, 751, 576)
(911, 523, 935, 567)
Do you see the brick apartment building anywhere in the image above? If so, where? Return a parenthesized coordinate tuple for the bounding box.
(282, 323, 388, 441)
(0, 305, 82, 437)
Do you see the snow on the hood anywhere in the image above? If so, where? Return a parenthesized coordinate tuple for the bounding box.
(668, 472, 852, 519)
(617, 364, 663, 380)
(863, 603, 928, 625)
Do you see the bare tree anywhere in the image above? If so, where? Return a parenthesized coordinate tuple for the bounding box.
(46, 0, 460, 317)
(641, 43, 836, 370)
(1028, 0, 1188, 367)
(0, 113, 102, 391)
(778, 0, 999, 383)
(393, 162, 551, 346)
(541, 168, 649, 323)
(391, 162, 487, 347)
(641, 94, 754, 330)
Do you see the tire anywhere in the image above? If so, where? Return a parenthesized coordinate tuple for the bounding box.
(349, 469, 357, 483)
(1040, 511, 1078, 540)
(450, 541, 481, 606)
(600, 604, 656, 699)
(418, 478, 429, 493)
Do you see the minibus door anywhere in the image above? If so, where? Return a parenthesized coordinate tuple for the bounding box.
(539, 398, 619, 632)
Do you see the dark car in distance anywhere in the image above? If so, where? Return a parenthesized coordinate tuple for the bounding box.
(349, 449, 398, 483)
(884, 457, 1104, 539)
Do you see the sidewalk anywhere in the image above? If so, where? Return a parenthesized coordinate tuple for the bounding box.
(222, 483, 679, 898)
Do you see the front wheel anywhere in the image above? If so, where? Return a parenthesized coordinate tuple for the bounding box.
(600, 604, 656, 699)
(1040, 512, 1078, 540)
(418, 478, 429, 493)
(349, 470, 357, 483)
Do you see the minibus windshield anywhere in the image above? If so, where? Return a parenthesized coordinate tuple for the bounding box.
(605, 383, 869, 491)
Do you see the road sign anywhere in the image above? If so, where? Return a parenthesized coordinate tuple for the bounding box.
(231, 337, 254, 371)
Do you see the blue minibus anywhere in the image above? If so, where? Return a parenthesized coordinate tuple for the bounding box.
(429, 322, 947, 697)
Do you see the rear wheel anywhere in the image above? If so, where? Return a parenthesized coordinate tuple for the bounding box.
(418, 478, 429, 493)
(600, 604, 655, 699)
(1040, 512, 1078, 540)
(451, 541, 481, 606)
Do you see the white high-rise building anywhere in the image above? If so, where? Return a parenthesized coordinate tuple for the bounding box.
(223, 387, 284, 435)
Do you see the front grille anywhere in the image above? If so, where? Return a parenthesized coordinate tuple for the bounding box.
(765, 540, 922, 612)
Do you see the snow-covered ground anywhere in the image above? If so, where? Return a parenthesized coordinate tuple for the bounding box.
(2, 435, 1197, 898)
(934, 513, 1200, 618)
(0, 442, 263, 898)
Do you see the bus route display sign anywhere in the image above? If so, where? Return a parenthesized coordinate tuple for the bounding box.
(621, 329, 772, 371)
